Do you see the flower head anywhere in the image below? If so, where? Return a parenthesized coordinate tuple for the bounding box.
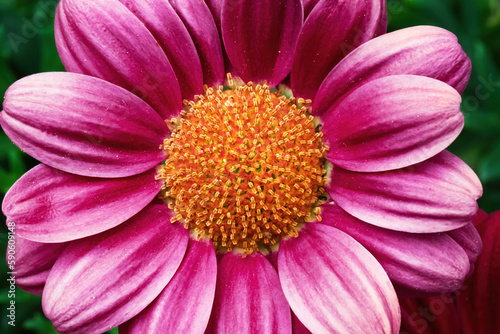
(156, 78, 328, 253)
(1, 0, 482, 333)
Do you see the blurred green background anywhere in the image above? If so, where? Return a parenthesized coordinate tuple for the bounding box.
(0, 0, 499, 333)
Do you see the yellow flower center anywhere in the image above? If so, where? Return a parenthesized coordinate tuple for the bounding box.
(157, 75, 327, 254)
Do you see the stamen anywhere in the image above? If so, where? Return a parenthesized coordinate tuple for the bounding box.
(157, 74, 327, 254)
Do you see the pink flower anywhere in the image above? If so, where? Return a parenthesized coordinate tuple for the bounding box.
(399, 209, 500, 334)
(456, 210, 500, 334)
(1, 0, 482, 333)
(399, 294, 461, 334)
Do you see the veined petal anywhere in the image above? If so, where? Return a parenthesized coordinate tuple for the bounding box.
(3, 164, 161, 243)
(117, 0, 203, 100)
(120, 239, 216, 334)
(448, 223, 482, 267)
(42, 205, 189, 334)
(322, 75, 463, 172)
(209, 252, 292, 334)
(55, 0, 182, 118)
(203, 0, 235, 77)
(314, 26, 471, 116)
(204, 0, 223, 30)
(291, 0, 385, 99)
(0, 72, 168, 178)
(221, 0, 303, 87)
(169, 0, 224, 87)
(321, 203, 470, 295)
(278, 223, 400, 333)
(7, 235, 67, 295)
(327, 151, 482, 233)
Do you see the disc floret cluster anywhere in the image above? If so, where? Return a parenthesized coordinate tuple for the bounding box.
(157, 76, 328, 254)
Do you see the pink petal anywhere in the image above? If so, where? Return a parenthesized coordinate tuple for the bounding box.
(303, 0, 320, 17)
(204, 0, 223, 31)
(3, 164, 161, 243)
(221, 0, 303, 87)
(169, 0, 224, 87)
(314, 26, 471, 116)
(0, 72, 168, 178)
(328, 151, 482, 233)
(375, 1, 388, 36)
(7, 235, 67, 295)
(456, 211, 500, 334)
(453, 211, 485, 275)
(120, 239, 216, 334)
(278, 223, 400, 333)
(42, 204, 189, 334)
(55, 0, 182, 118)
(447, 223, 482, 266)
(321, 203, 470, 296)
(399, 295, 460, 334)
(292, 313, 312, 334)
(322, 75, 463, 172)
(473, 209, 489, 226)
(291, 0, 386, 99)
(117, 0, 203, 100)
(209, 252, 292, 334)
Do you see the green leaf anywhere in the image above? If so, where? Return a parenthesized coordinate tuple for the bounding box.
(479, 142, 500, 183)
(0, 133, 27, 192)
(397, 0, 459, 31)
(460, 0, 481, 37)
(0, 57, 16, 97)
(478, 181, 500, 213)
(0, 8, 41, 76)
(23, 313, 58, 334)
(448, 133, 486, 171)
(0, 132, 16, 157)
(461, 41, 500, 135)
(39, 25, 64, 72)
(24, 312, 117, 334)
(462, 108, 500, 136)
